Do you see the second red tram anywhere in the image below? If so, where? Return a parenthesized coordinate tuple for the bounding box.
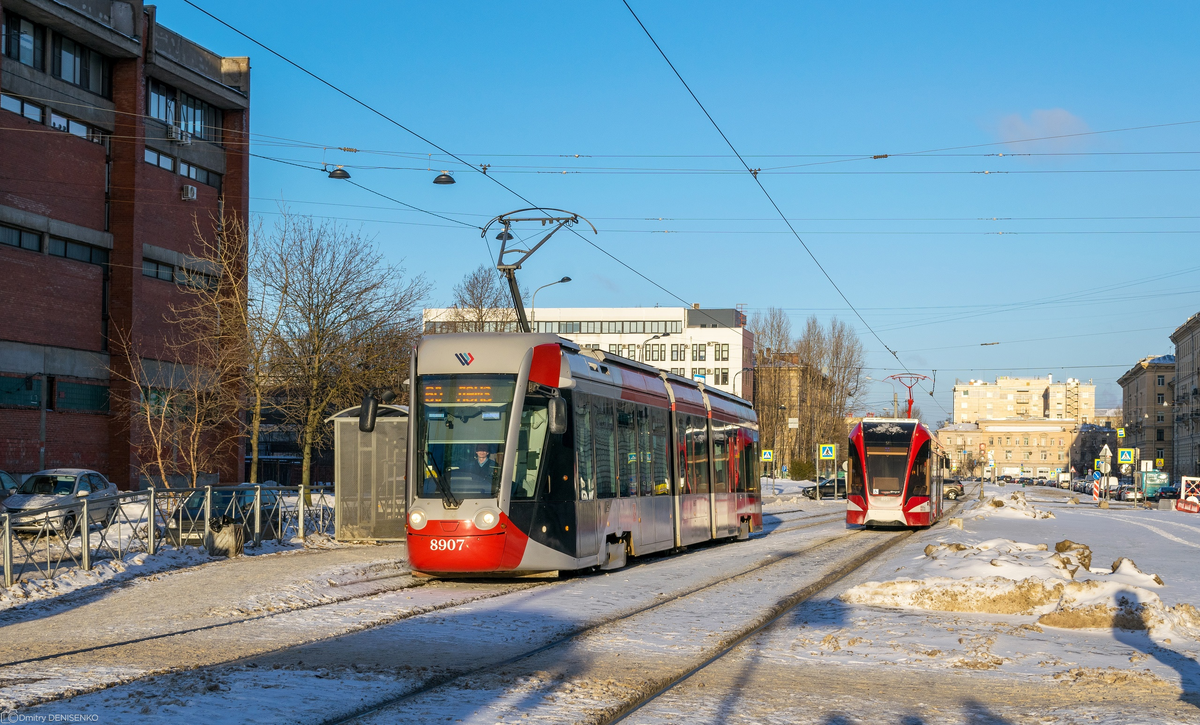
(846, 418, 948, 528)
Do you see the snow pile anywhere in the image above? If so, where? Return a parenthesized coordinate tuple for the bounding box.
(967, 490, 1055, 520)
(0, 548, 209, 610)
(843, 538, 1200, 635)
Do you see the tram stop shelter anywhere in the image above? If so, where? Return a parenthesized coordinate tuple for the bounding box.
(326, 404, 408, 541)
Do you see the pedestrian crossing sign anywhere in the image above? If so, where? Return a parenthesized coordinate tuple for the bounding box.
(761, 450, 773, 462)
(1118, 448, 1134, 464)
(819, 444, 836, 460)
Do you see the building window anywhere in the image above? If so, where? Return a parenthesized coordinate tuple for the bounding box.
(1157, 428, 1165, 441)
(143, 259, 174, 281)
(961, 390, 969, 397)
(715, 368, 729, 385)
(52, 34, 110, 97)
(148, 79, 175, 123)
(1158, 375, 1166, 386)
(2, 12, 44, 70)
(1156, 448, 1164, 460)
(178, 161, 221, 189)
(144, 148, 175, 172)
(49, 111, 104, 144)
(671, 344, 686, 362)
(0, 223, 40, 252)
(0, 92, 43, 122)
(1157, 412, 1165, 423)
(49, 237, 108, 265)
(1040, 451, 1048, 461)
(1157, 393, 1165, 405)
(582, 321, 597, 334)
(713, 343, 730, 362)
(693, 344, 706, 362)
(1004, 450, 1012, 460)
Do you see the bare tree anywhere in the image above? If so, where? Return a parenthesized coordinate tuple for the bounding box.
(437, 264, 526, 332)
(266, 216, 429, 489)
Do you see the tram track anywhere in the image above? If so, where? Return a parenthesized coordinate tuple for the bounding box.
(0, 509, 849, 711)
(322, 523, 870, 725)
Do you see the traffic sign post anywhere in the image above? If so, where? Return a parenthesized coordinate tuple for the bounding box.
(761, 450, 775, 494)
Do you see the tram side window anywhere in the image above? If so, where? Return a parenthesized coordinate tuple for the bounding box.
(744, 429, 760, 494)
(712, 422, 729, 493)
(730, 426, 743, 493)
(575, 394, 596, 501)
(637, 405, 654, 496)
(616, 400, 638, 497)
(906, 441, 930, 499)
(675, 412, 691, 494)
(848, 441, 864, 497)
(651, 407, 670, 495)
(688, 415, 711, 494)
(594, 396, 618, 499)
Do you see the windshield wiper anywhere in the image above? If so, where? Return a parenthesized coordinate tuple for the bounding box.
(424, 451, 461, 509)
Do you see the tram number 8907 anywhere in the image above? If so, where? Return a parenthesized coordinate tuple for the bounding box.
(429, 539, 466, 551)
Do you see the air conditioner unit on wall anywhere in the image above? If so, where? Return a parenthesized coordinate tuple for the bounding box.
(181, 185, 197, 201)
(167, 124, 184, 141)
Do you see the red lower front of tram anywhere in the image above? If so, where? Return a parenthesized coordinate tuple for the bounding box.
(408, 514, 530, 573)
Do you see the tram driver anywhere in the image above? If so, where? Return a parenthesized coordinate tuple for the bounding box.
(471, 444, 499, 489)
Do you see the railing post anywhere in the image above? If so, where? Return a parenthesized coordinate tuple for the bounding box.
(147, 487, 157, 556)
(3, 514, 12, 588)
(297, 486, 306, 543)
(254, 485, 262, 547)
(203, 485, 212, 546)
(80, 497, 91, 571)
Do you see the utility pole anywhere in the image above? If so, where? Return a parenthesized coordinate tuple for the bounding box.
(893, 392, 898, 418)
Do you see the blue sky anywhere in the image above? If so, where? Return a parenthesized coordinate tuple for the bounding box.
(171, 1, 1200, 418)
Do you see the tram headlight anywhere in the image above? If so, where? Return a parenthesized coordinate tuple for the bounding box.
(474, 508, 500, 530)
(408, 509, 428, 530)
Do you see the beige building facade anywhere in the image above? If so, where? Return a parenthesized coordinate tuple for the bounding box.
(1117, 355, 1175, 478)
(951, 376, 1095, 424)
(1170, 313, 1200, 479)
(938, 419, 1076, 478)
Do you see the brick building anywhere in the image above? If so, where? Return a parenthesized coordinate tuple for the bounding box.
(1, 1, 248, 487)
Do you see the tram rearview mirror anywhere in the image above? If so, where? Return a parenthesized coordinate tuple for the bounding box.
(359, 391, 379, 433)
(548, 397, 568, 435)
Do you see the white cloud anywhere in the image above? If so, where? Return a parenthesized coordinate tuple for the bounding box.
(994, 109, 1091, 152)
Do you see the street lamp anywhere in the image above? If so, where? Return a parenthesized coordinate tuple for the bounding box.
(732, 366, 754, 397)
(641, 332, 670, 363)
(530, 276, 572, 324)
(433, 171, 456, 185)
(327, 165, 350, 180)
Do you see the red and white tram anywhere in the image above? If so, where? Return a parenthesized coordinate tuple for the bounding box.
(846, 418, 948, 528)
(399, 333, 762, 577)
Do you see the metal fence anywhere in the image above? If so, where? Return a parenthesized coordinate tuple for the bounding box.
(1, 485, 334, 587)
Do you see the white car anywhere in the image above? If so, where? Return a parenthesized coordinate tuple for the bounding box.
(2, 469, 119, 535)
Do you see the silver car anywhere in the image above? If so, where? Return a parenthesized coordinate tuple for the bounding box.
(3, 469, 119, 535)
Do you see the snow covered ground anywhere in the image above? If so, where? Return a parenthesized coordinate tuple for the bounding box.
(631, 482, 1200, 723)
(12, 484, 1199, 723)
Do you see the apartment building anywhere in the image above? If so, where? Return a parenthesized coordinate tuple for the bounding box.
(1117, 354, 1175, 478)
(937, 419, 1076, 479)
(423, 306, 754, 399)
(951, 376, 1095, 424)
(1172, 313, 1200, 478)
(0, 1, 249, 487)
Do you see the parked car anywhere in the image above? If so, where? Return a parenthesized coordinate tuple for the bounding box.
(1117, 485, 1144, 502)
(1149, 486, 1180, 502)
(0, 470, 20, 502)
(944, 480, 965, 500)
(2, 469, 119, 534)
(802, 478, 843, 500)
(163, 485, 282, 545)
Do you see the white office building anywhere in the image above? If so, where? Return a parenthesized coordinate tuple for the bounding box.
(423, 305, 755, 400)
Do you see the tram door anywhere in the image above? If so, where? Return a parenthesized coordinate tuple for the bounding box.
(677, 411, 712, 545)
(710, 419, 737, 538)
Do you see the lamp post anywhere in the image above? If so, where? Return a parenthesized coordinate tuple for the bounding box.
(732, 366, 754, 398)
(529, 276, 572, 325)
(641, 332, 670, 363)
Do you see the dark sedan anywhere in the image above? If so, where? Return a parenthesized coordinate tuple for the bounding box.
(163, 486, 282, 545)
(1149, 486, 1180, 502)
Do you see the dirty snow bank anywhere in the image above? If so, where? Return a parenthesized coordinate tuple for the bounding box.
(967, 490, 1055, 520)
(843, 536, 1200, 635)
(0, 548, 210, 610)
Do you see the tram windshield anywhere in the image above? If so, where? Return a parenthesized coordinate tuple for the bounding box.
(861, 421, 915, 496)
(416, 374, 517, 504)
